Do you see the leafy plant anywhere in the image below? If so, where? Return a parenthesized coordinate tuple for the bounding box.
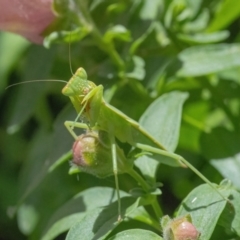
(1, 0, 240, 239)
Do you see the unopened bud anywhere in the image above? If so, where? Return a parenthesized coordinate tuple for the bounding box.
(161, 215, 199, 240)
(72, 131, 131, 178)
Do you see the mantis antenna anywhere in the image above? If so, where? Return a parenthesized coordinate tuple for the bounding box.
(5, 80, 68, 90)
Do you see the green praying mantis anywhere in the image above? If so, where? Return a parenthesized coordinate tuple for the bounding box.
(61, 67, 230, 219)
(7, 66, 231, 220)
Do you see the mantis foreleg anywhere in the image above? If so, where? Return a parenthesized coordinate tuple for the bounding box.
(64, 121, 89, 140)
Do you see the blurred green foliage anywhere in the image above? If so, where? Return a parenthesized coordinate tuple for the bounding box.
(1, 0, 240, 239)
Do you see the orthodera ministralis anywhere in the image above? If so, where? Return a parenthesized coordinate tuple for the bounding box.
(62, 67, 231, 219)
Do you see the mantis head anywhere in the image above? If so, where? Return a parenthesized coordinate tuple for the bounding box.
(62, 67, 96, 97)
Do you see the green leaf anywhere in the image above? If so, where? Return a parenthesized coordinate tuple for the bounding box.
(177, 44, 240, 77)
(44, 27, 90, 48)
(7, 46, 55, 131)
(218, 188, 240, 236)
(17, 105, 75, 204)
(41, 187, 129, 240)
(17, 204, 39, 235)
(177, 31, 229, 44)
(135, 91, 188, 180)
(140, 91, 189, 152)
(211, 153, 240, 189)
(108, 229, 163, 240)
(134, 157, 159, 183)
(182, 8, 210, 33)
(127, 206, 160, 231)
(207, 0, 240, 31)
(130, 23, 154, 55)
(103, 25, 131, 43)
(139, 0, 163, 20)
(177, 181, 233, 240)
(66, 197, 139, 240)
(126, 56, 145, 80)
(0, 32, 29, 93)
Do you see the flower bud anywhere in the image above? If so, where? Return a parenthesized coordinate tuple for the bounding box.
(161, 215, 199, 240)
(72, 131, 131, 178)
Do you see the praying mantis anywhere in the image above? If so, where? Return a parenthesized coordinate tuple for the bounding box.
(61, 67, 230, 219)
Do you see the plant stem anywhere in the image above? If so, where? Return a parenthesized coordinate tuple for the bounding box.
(77, 2, 125, 73)
(127, 168, 163, 219)
(128, 168, 150, 192)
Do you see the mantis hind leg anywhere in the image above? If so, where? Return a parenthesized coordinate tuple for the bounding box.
(65, 120, 122, 220)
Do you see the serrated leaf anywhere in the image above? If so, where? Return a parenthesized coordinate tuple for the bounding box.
(108, 229, 163, 240)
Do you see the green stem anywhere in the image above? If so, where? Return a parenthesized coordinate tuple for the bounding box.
(127, 168, 150, 192)
(76, 2, 125, 73)
(127, 168, 163, 219)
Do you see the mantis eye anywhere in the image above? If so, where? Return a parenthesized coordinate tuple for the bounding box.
(75, 67, 88, 80)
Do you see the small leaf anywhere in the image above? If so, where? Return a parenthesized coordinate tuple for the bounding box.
(177, 31, 229, 44)
(126, 56, 145, 80)
(211, 153, 240, 189)
(134, 157, 159, 183)
(108, 229, 163, 240)
(103, 25, 131, 43)
(17, 204, 39, 235)
(44, 27, 90, 48)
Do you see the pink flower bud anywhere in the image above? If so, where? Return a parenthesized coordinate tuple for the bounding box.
(173, 221, 199, 240)
(0, 0, 55, 43)
(72, 131, 131, 178)
(161, 215, 200, 240)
